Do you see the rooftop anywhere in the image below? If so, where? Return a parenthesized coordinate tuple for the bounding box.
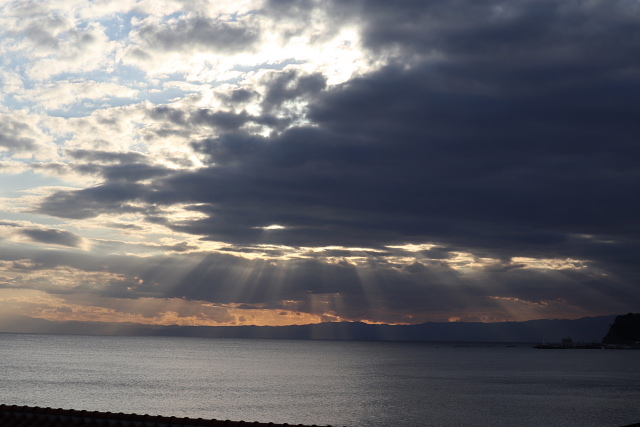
(0, 405, 335, 427)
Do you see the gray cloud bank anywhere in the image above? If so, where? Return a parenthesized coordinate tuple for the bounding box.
(26, 0, 640, 322)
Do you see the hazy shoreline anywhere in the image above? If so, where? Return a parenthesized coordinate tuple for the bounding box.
(0, 314, 616, 343)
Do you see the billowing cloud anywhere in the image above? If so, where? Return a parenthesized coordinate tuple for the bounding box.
(133, 15, 260, 54)
(0, 113, 58, 159)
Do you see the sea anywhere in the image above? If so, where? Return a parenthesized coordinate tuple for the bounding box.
(1, 333, 639, 427)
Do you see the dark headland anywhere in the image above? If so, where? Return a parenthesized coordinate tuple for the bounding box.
(536, 312, 640, 349)
(603, 313, 640, 346)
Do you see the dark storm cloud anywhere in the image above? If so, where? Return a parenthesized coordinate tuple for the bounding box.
(223, 88, 259, 105)
(305, 63, 640, 236)
(45, 2, 640, 246)
(148, 106, 281, 132)
(361, 0, 640, 62)
(146, 71, 325, 132)
(260, 70, 327, 112)
(36, 183, 149, 219)
(32, 0, 640, 318)
(191, 109, 258, 131)
(134, 16, 259, 53)
(20, 228, 84, 248)
(89, 163, 174, 183)
(65, 149, 174, 182)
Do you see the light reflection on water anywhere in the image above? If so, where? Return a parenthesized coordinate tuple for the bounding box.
(1, 334, 639, 427)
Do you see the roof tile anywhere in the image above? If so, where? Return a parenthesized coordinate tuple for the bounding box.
(0, 405, 342, 427)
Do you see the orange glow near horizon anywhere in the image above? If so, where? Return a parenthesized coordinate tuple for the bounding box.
(0, 288, 611, 330)
(0, 289, 324, 327)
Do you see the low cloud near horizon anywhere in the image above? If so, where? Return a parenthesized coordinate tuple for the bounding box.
(1, 0, 639, 330)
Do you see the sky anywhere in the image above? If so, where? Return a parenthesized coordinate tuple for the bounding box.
(0, 0, 639, 330)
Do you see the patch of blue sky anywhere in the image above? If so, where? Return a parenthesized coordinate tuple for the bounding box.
(0, 171, 78, 198)
(51, 133, 74, 147)
(1, 56, 31, 86)
(227, 12, 242, 22)
(163, 11, 186, 21)
(145, 86, 191, 106)
(45, 96, 141, 119)
(98, 12, 139, 40)
(101, 15, 124, 36)
(176, 74, 242, 87)
(1, 93, 36, 112)
(232, 58, 306, 73)
(0, 49, 16, 66)
(113, 64, 154, 85)
(141, 71, 203, 98)
(35, 65, 164, 117)
(154, 71, 185, 83)
(48, 63, 145, 85)
(96, 8, 184, 40)
(0, 210, 66, 227)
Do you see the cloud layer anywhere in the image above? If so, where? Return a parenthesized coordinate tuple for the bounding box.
(0, 0, 639, 328)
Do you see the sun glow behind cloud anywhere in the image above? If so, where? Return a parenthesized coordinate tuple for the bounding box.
(0, 289, 322, 327)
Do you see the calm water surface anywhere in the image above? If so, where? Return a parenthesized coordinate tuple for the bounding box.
(1, 333, 639, 427)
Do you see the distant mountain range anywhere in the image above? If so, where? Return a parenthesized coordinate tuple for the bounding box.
(0, 314, 619, 343)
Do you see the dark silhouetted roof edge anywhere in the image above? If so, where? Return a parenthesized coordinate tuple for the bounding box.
(0, 405, 338, 427)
